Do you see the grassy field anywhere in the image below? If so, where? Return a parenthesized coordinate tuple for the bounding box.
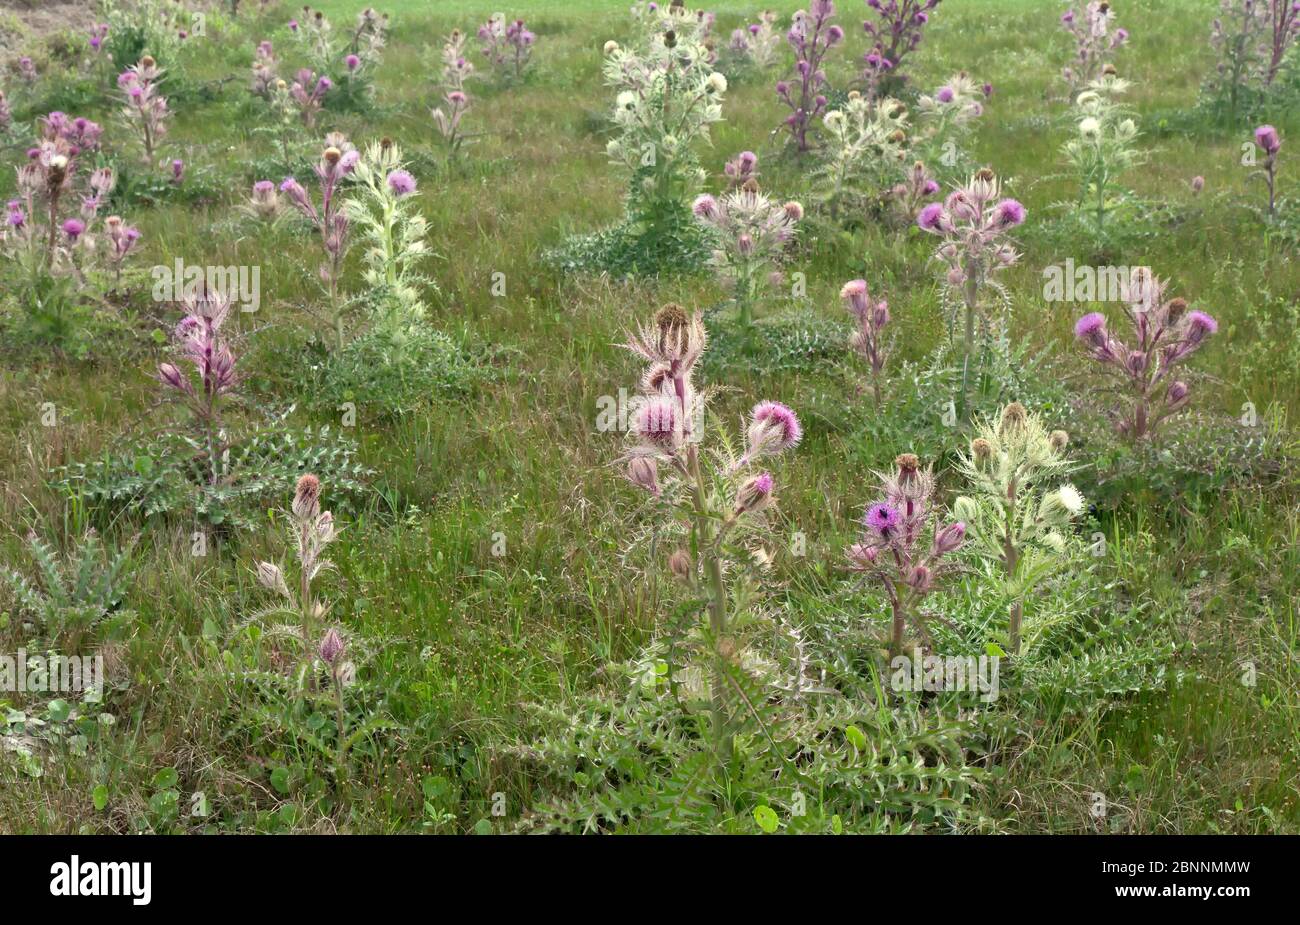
(0, 0, 1297, 834)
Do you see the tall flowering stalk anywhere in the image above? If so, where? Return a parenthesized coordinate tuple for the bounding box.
(846, 453, 965, 656)
(1253, 123, 1281, 217)
(342, 139, 430, 337)
(842, 279, 890, 406)
(251, 40, 278, 96)
(280, 139, 359, 347)
(1073, 270, 1219, 440)
(478, 14, 536, 79)
(691, 179, 802, 329)
(2, 115, 125, 282)
(157, 290, 240, 487)
(815, 92, 909, 218)
(254, 474, 340, 665)
(432, 30, 476, 155)
(861, 0, 942, 99)
(916, 168, 1025, 413)
(1061, 2, 1128, 96)
(620, 304, 801, 756)
(776, 1, 844, 153)
(1264, 0, 1300, 84)
(729, 11, 783, 69)
(1209, 0, 1270, 123)
(953, 404, 1083, 655)
(117, 57, 169, 164)
(603, 7, 726, 226)
(290, 67, 332, 128)
(1062, 75, 1141, 234)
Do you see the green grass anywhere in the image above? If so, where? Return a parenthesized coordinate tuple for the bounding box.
(0, 0, 1297, 833)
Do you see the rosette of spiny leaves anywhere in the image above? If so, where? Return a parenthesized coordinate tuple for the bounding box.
(953, 402, 1085, 655)
(619, 303, 801, 758)
(603, 6, 726, 219)
(1061, 74, 1142, 235)
(341, 139, 431, 338)
(846, 453, 966, 656)
(814, 91, 910, 219)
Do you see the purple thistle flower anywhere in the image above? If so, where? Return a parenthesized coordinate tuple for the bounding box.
(1255, 124, 1282, 156)
(747, 400, 803, 455)
(1074, 312, 1107, 339)
(993, 198, 1026, 228)
(61, 218, 86, 241)
(865, 502, 902, 534)
(386, 169, 416, 197)
(916, 201, 945, 231)
(346, 54, 360, 71)
(319, 628, 345, 665)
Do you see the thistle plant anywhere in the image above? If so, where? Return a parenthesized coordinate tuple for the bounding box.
(861, 0, 942, 99)
(342, 139, 431, 337)
(692, 180, 802, 330)
(842, 278, 891, 406)
(2, 117, 125, 291)
(1263, 0, 1300, 85)
(242, 179, 287, 224)
(729, 11, 783, 70)
(914, 72, 989, 161)
(254, 473, 339, 664)
(1207, 0, 1269, 123)
(846, 453, 965, 656)
(1252, 123, 1281, 217)
(1061, 2, 1128, 96)
(916, 168, 1025, 415)
(776, 1, 844, 154)
(251, 40, 278, 97)
(117, 57, 170, 164)
(814, 91, 910, 218)
(157, 290, 240, 487)
(1062, 75, 1142, 235)
(619, 303, 801, 756)
(1073, 269, 1219, 440)
(478, 14, 536, 80)
(280, 139, 359, 347)
(432, 30, 476, 156)
(603, 8, 726, 228)
(290, 67, 332, 129)
(953, 403, 1083, 655)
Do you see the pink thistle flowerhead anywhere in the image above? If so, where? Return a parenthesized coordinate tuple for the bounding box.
(1166, 380, 1190, 410)
(172, 159, 184, 182)
(746, 401, 802, 458)
(936, 85, 954, 103)
(289, 19, 299, 31)
(916, 201, 946, 232)
(733, 471, 775, 517)
(840, 278, 869, 316)
(346, 54, 360, 71)
(736, 233, 755, 256)
(626, 456, 661, 496)
(61, 218, 85, 241)
(1255, 124, 1281, 156)
(933, 521, 966, 556)
(1191, 175, 1204, 193)
(865, 502, 902, 535)
(692, 193, 719, 220)
(386, 169, 416, 197)
(635, 397, 681, 454)
(319, 628, 345, 665)
(993, 198, 1026, 228)
(1074, 312, 1109, 351)
(293, 473, 322, 521)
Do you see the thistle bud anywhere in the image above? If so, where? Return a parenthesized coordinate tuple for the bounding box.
(668, 549, 692, 581)
(1049, 430, 1069, 452)
(932, 521, 966, 555)
(970, 438, 992, 466)
(895, 453, 920, 484)
(1166, 380, 1189, 410)
(319, 627, 345, 665)
(1165, 297, 1187, 323)
(732, 472, 774, 517)
(998, 402, 1027, 435)
(256, 561, 291, 598)
(626, 456, 661, 496)
(323, 146, 342, 165)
